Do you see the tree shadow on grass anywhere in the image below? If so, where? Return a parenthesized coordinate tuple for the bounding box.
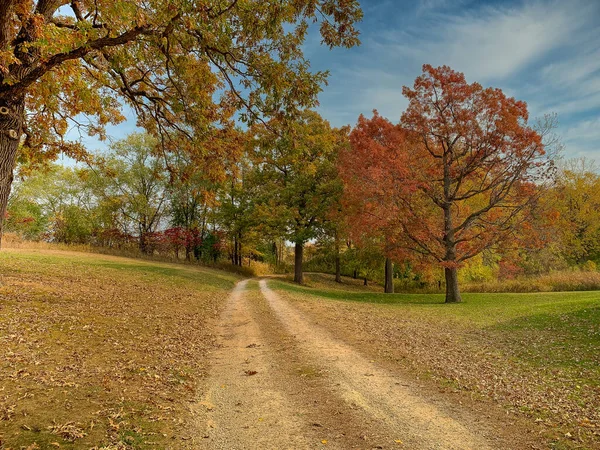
(488, 305, 600, 371)
(270, 279, 447, 305)
(92, 261, 236, 290)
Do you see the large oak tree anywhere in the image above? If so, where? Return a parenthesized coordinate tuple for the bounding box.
(342, 66, 551, 303)
(250, 110, 346, 283)
(0, 0, 362, 245)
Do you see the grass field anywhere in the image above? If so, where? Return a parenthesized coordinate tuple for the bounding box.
(0, 249, 238, 449)
(2, 250, 600, 449)
(272, 274, 600, 449)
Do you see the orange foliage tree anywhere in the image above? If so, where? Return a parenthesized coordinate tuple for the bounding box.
(339, 111, 414, 293)
(0, 0, 362, 245)
(341, 66, 552, 303)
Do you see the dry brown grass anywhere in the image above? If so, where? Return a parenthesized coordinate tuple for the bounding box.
(3, 233, 274, 279)
(464, 270, 600, 293)
(2, 233, 93, 253)
(0, 249, 239, 449)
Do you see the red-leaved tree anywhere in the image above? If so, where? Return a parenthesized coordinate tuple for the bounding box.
(339, 112, 414, 293)
(341, 65, 551, 303)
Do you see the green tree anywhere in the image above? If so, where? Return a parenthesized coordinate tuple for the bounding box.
(250, 111, 345, 283)
(217, 156, 257, 266)
(554, 158, 600, 265)
(92, 133, 167, 253)
(166, 150, 221, 260)
(6, 164, 96, 242)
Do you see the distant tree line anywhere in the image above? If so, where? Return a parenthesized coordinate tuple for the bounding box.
(8, 66, 592, 303)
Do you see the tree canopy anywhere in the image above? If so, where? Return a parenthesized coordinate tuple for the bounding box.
(340, 65, 552, 302)
(249, 110, 346, 283)
(0, 0, 363, 244)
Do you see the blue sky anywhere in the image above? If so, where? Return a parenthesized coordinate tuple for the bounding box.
(72, 0, 600, 162)
(306, 0, 600, 160)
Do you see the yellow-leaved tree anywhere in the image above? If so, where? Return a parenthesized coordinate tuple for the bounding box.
(0, 0, 362, 245)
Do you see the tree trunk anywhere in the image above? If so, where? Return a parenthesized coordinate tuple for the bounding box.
(185, 246, 191, 261)
(353, 269, 357, 279)
(0, 96, 24, 248)
(237, 232, 242, 266)
(335, 253, 342, 283)
(444, 267, 462, 303)
(363, 277, 368, 286)
(442, 150, 462, 303)
(231, 236, 237, 265)
(384, 257, 394, 293)
(294, 241, 304, 284)
(272, 242, 279, 266)
(139, 231, 147, 254)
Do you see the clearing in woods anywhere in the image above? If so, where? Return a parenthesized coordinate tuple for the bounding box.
(1, 250, 599, 449)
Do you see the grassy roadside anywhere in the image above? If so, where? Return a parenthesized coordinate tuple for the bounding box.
(0, 249, 239, 449)
(270, 274, 600, 449)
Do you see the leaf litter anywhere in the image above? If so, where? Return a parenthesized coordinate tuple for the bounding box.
(0, 250, 235, 449)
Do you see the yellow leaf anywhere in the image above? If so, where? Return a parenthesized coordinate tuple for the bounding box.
(321, 440, 327, 445)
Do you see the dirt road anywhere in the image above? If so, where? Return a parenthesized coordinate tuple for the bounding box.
(191, 280, 537, 449)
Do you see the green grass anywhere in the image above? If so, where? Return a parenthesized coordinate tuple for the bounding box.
(2, 249, 238, 290)
(273, 276, 600, 372)
(271, 277, 600, 326)
(271, 274, 600, 448)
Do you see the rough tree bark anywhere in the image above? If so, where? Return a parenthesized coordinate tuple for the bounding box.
(334, 231, 342, 283)
(294, 241, 304, 284)
(232, 236, 238, 265)
(442, 152, 462, 303)
(272, 242, 279, 266)
(139, 230, 148, 254)
(442, 226, 462, 302)
(384, 257, 394, 293)
(444, 267, 462, 303)
(0, 97, 24, 248)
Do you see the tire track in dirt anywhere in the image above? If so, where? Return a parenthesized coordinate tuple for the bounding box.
(192, 280, 318, 449)
(259, 279, 493, 450)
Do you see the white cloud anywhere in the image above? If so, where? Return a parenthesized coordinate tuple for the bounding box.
(533, 43, 600, 119)
(321, 0, 583, 125)
(562, 117, 600, 157)
(541, 49, 600, 87)
(382, 1, 595, 82)
(415, 0, 464, 16)
(316, 0, 600, 163)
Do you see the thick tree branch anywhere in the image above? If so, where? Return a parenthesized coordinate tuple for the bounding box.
(0, 0, 17, 47)
(2, 25, 154, 97)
